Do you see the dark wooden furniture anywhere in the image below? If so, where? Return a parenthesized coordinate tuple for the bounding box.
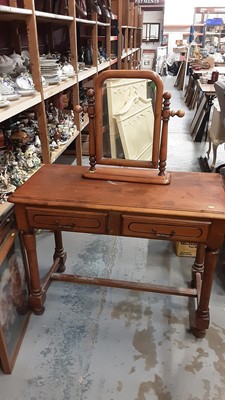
(8, 69, 225, 339)
(190, 80, 216, 142)
(8, 164, 225, 338)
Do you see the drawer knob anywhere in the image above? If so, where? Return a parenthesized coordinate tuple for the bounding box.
(152, 228, 176, 238)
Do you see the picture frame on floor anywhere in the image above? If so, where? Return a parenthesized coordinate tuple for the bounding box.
(0, 230, 30, 374)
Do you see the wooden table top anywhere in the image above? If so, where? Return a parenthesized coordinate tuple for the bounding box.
(8, 165, 225, 220)
(197, 80, 216, 95)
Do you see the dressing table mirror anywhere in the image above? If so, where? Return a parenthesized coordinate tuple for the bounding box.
(77, 70, 184, 184)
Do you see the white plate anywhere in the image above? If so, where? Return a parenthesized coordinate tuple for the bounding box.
(40, 62, 59, 67)
(46, 79, 60, 85)
(0, 101, 10, 108)
(4, 93, 21, 101)
(17, 89, 37, 96)
(41, 64, 59, 71)
(63, 73, 75, 78)
(0, 80, 15, 95)
(42, 73, 59, 78)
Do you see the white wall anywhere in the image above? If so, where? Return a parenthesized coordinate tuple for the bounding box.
(142, 10, 164, 51)
(164, 0, 225, 25)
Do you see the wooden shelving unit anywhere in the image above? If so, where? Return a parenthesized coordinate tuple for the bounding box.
(0, 0, 143, 215)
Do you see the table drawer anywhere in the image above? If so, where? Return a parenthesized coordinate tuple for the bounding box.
(122, 215, 209, 242)
(27, 208, 108, 234)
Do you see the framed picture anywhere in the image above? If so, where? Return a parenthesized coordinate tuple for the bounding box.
(142, 23, 160, 42)
(0, 229, 30, 374)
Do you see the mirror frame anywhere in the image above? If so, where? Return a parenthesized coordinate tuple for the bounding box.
(78, 69, 184, 185)
(94, 69, 163, 169)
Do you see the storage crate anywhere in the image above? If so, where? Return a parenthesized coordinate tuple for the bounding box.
(175, 241, 197, 257)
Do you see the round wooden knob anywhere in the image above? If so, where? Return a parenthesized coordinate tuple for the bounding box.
(74, 105, 83, 114)
(170, 109, 185, 118)
(87, 88, 95, 97)
(74, 104, 88, 114)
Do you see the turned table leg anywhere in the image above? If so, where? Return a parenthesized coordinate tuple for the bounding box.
(191, 243, 205, 288)
(23, 231, 46, 315)
(53, 230, 67, 272)
(192, 246, 219, 338)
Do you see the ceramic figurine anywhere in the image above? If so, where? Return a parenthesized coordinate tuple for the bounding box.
(24, 146, 41, 171)
(10, 164, 24, 187)
(0, 166, 16, 194)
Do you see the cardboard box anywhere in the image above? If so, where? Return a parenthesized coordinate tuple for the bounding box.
(175, 241, 197, 257)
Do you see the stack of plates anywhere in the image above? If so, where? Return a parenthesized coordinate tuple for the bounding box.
(40, 58, 61, 85)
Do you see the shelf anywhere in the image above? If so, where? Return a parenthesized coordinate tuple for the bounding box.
(164, 31, 190, 35)
(121, 25, 135, 29)
(51, 131, 80, 163)
(78, 67, 98, 82)
(0, 5, 32, 20)
(111, 58, 118, 66)
(76, 17, 96, 25)
(97, 21, 110, 27)
(80, 113, 89, 131)
(43, 77, 77, 100)
(97, 61, 111, 72)
(0, 202, 13, 219)
(164, 24, 190, 28)
(35, 10, 73, 23)
(0, 92, 42, 123)
(121, 48, 140, 59)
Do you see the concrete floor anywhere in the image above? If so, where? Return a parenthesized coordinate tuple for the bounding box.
(1, 76, 225, 400)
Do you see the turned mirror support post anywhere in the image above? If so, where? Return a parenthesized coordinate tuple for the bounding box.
(86, 88, 96, 172)
(75, 90, 96, 172)
(159, 92, 171, 176)
(159, 94, 185, 176)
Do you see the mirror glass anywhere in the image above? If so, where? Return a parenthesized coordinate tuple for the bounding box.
(101, 77, 156, 162)
(83, 69, 176, 185)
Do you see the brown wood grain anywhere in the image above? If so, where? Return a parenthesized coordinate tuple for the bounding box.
(8, 165, 225, 220)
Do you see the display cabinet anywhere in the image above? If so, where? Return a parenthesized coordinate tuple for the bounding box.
(0, 0, 143, 217)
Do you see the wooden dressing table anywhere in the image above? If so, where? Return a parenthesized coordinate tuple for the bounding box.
(9, 70, 225, 338)
(9, 165, 225, 338)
